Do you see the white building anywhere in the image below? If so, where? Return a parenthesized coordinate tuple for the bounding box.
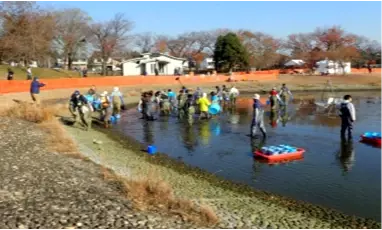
(122, 53, 188, 76)
(316, 60, 351, 74)
(284, 59, 305, 67)
(199, 57, 215, 71)
(56, 58, 88, 69)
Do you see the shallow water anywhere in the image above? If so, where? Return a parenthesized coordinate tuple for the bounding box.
(113, 91, 381, 221)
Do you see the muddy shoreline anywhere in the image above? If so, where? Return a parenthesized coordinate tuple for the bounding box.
(61, 100, 381, 228)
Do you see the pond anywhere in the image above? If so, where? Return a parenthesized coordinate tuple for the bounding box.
(112, 91, 381, 221)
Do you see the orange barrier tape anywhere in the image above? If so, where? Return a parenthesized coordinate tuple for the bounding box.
(351, 68, 381, 73)
(0, 73, 278, 94)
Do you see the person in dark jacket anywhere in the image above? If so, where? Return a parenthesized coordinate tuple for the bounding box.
(30, 77, 46, 105)
(7, 68, 14, 80)
(251, 94, 266, 138)
(336, 95, 356, 140)
(69, 90, 92, 130)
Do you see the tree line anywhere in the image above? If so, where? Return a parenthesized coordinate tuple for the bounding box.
(0, 1, 380, 75)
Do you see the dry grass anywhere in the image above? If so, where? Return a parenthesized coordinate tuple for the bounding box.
(101, 168, 219, 226)
(0, 102, 80, 157)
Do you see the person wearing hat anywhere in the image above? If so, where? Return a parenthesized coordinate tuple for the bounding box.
(111, 87, 124, 117)
(30, 76, 46, 105)
(69, 90, 92, 130)
(251, 94, 266, 138)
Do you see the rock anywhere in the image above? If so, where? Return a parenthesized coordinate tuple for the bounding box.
(76, 222, 83, 227)
(17, 224, 27, 229)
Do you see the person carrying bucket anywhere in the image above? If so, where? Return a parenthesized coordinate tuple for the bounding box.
(279, 83, 293, 106)
(336, 95, 356, 140)
(229, 86, 239, 106)
(69, 90, 93, 130)
(111, 87, 124, 118)
(269, 87, 283, 110)
(251, 94, 266, 138)
(197, 93, 211, 120)
(100, 91, 113, 128)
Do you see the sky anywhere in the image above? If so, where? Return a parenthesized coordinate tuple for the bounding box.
(39, 1, 381, 42)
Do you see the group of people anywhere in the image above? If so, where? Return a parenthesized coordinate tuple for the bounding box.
(67, 85, 125, 129)
(137, 85, 240, 124)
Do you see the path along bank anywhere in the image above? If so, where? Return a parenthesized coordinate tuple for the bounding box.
(1, 76, 381, 228)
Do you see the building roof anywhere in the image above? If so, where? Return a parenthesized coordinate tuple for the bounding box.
(284, 59, 305, 66)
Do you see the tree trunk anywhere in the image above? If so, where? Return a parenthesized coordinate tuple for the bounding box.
(102, 57, 107, 76)
(68, 53, 73, 70)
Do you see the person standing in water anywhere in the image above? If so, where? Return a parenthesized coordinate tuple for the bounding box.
(183, 94, 196, 125)
(269, 87, 282, 110)
(229, 85, 239, 106)
(279, 83, 293, 105)
(197, 93, 211, 120)
(336, 95, 356, 140)
(251, 94, 267, 138)
(111, 87, 124, 117)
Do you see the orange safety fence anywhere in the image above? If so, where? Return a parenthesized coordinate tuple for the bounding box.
(351, 68, 381, 73)
(0, 73, 278, 94)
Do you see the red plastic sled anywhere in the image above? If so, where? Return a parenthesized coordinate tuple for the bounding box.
(254, 148, 305, 162)
(360, 135, 381, 147)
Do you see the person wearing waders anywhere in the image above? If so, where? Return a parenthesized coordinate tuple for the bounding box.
(197, 93, 211, 120)
(183, 94, 195, 125)
(269, 87, 282, 110)
(167, 89, 177, 114)
(216, 86, 223, 104)
(111, 87, 124, 117)
(336, 95, 356, 140)
(251, 94, 267, 138)
(160, 93, 171, 116)
(279, 83, 293, 106)
(229, 86, 239, 106)
(69, 90, 93, 130)
(99, 91, 113, 128)
(144, 91, 155, 121)
(138, 92, 146, 119)
(177, 90, 187, 119)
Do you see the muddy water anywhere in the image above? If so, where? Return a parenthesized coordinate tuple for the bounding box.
(113, 91, 381, 221)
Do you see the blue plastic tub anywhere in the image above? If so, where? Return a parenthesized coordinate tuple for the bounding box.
(147, 145, 157, 155)
(209, 104, 221, 115)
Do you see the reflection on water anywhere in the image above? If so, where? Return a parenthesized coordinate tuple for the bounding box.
(338, 139, 355, 173)
(113, 92, 381, 221)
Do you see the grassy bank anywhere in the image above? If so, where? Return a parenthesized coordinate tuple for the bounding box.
(0, 65, 99, 80)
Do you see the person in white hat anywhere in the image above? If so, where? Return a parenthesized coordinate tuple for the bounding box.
(111, 86, 124, 117)
(251, 93, 266, 138)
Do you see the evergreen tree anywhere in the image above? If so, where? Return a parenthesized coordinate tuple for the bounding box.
(213, 32, 249, 72)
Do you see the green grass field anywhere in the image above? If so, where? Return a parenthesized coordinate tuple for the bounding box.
(0, 65, 99, 80)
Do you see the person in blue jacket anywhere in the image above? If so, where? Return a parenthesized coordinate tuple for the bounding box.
(251, 94, 267, 138)
(30, 76, 46, 105)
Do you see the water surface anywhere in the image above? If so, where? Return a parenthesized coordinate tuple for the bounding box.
(113, 91, 381, 221)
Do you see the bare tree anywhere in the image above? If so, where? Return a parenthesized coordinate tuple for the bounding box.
(89, 13, 133, 75)
(133, 32, 156, 53)
(239, 30, 281, 70)
(53, 8, 92, 70)
(0, 1, 55, 66)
